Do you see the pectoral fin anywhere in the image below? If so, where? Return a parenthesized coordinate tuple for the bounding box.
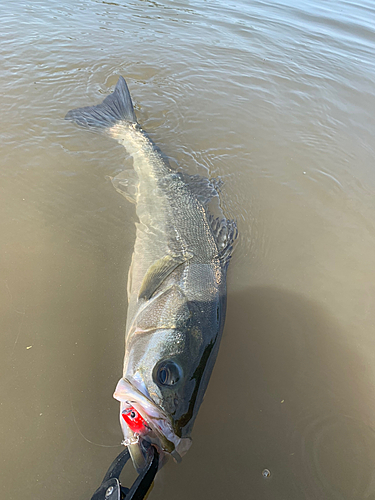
(138, 253, 192, 300)
(132, 285, 191, 332)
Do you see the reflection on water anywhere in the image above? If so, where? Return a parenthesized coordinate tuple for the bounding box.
(1, 0, 375, 498)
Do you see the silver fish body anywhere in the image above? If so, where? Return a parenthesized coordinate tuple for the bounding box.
(66, 77, 237, 469)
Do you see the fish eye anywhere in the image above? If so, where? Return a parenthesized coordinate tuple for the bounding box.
(154, 360, 182, 386)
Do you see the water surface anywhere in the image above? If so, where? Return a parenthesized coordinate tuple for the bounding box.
(1, 0, 375, 498)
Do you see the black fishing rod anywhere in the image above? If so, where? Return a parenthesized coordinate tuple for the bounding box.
(90, 444, 159, 500)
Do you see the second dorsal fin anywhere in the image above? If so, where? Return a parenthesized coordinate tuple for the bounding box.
(180, 173, 222, 206)
(208, 215, 238, 268)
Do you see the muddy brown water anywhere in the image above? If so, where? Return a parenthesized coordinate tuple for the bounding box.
(1, 0, 375, 498)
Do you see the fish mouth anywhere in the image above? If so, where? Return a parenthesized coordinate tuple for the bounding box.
(113, 378, 191, 470)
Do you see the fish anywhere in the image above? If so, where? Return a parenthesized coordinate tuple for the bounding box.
(65, 76, 237, 470)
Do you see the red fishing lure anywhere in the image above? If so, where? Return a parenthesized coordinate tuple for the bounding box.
(122, 406, 148, 434)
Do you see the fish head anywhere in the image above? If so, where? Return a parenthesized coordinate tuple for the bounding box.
(113, 327, 197, 470)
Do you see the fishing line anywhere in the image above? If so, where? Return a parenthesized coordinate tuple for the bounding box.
(67, 376, 121, 448)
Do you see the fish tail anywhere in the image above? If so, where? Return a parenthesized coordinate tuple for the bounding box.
(65, 76, 137, 130)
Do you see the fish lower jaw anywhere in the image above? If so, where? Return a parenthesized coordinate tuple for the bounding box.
(122, 429, 190, 473)
(114, 377, 192, 463)
(120, 410, 188, 460)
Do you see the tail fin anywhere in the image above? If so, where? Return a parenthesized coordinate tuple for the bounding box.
(65, 76, 137, 130)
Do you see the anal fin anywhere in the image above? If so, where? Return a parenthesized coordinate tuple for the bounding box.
(108, 169, 139, 204)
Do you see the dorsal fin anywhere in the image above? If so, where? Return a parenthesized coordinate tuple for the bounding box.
(180, 172, 237, 266)
(208, 215, 238, 267)
(180, 173, 222, 206)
